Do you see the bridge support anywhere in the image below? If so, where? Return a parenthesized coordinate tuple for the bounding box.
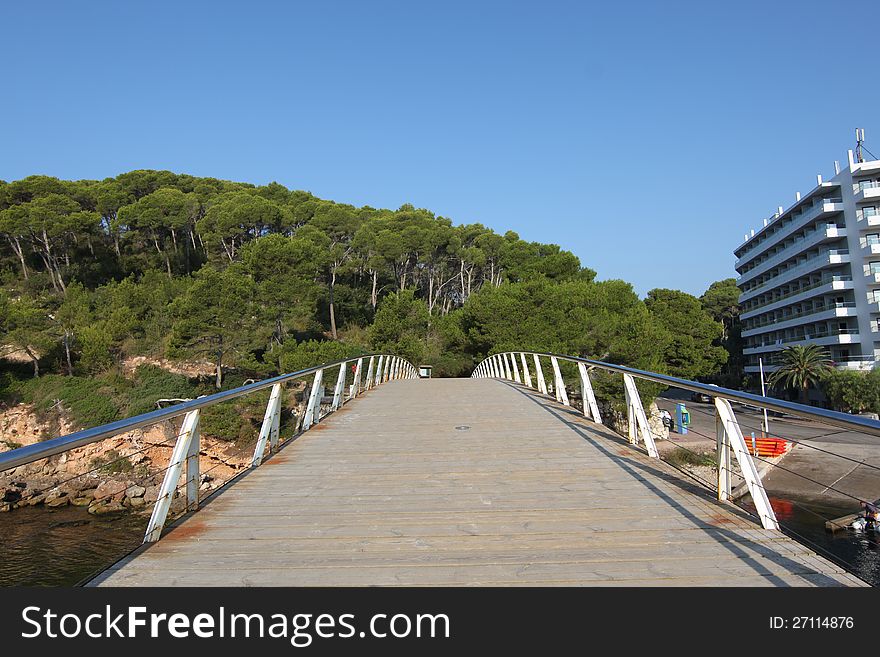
(510, 353, 522, 383)
(622, 373, 658, 458)
(332, 363, 347, 411)
(351, 357, 363, 398)
(533, 354, 548, 395)
(303, 368, 324, 430)
(251, 383, 282, 467)
(520, 353, 532, 388)
(577, 362, 602, 424)
(550, 356, 570, 406)
(365, 356, 375, 390)
(714, 397, 779, 530)
(145, 409, 200, 542)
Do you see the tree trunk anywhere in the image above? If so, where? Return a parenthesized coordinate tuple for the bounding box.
(63, 330, 74, 376)
(25, 347, 39, 378)
(329, 269, 338, 339)
(371, 270, 378, 310)
(215, 349, 223, 389)
(7, 236, 28, 279)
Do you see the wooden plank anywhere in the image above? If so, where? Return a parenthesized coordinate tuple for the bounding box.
(91, 379, 865, 587)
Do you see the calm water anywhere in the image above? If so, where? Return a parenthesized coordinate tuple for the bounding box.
(0, 505, 146, 586)
(0, 497, 877, 586)
(769, 496, 880, 586)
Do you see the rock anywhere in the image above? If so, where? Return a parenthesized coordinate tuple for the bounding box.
(78, 488, 97, 501)
(94, 480, 127, 503)
(2, 488, 22, 504)
(88, 501, 125, 515)
(46, 495, 70, 508)
(70, 497, 93, 507)
(143, 485, 161, 504)
(130, 453, 148, 465)
(648, 402, 670, 441)
(0, 503, 10, 512)
(129, 496, 146, 508)
(43, 490, 68, 505)
(27, 494, 47, 506)
(126, 485, 146, 498)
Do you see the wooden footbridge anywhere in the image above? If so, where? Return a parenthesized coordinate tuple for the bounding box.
(1, 352, 873, 587)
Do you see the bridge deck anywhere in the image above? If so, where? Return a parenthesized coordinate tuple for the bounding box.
(91, 379, 865, 586)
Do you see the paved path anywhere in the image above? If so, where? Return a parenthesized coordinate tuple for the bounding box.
(90, 379, 865, 586)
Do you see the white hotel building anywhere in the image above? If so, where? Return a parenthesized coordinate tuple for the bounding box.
(734, 149, 880, 375)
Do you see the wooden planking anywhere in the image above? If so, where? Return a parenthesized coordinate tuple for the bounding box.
(91, 378, 865, 587)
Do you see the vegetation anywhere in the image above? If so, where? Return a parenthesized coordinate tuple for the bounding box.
(768, 345, 833, 404)
(0, 170, 734, 428)
(664, 447, 717, 470)
(822, 369, 880, 415)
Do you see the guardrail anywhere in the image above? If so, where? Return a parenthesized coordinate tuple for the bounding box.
(0, 354, 417, 542)
(471, 351, 880, 534)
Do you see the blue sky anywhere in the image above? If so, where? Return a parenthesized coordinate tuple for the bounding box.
(2, 1, 878, 296)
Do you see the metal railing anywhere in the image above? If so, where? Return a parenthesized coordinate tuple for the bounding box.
(0, 354, 418, 542)
(471, 350, 880, 534)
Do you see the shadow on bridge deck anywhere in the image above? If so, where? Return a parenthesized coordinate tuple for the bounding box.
(88, 378, 865, 587)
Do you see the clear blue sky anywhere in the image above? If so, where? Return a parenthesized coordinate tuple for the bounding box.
(2, 1, 878, 296)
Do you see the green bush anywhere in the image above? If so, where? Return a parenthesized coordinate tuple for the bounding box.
(665, 447, 716, 470)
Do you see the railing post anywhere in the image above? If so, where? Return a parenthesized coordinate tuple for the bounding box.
(502, 353, 512, 380)
(144, 409, 200, 543)
(510, 352, 522, 383)
(351, 357, 364, 398)
(622, 373, 659, 458)
(365, 356, 376, 390)
(714, 397, 779, 530)
(332, 361, 347, 411)
(533, 354, 548, 395)
(302, 368, 324, 430)
(577, 362, 602, 424)
(492, 356, 501, 378)
(251, 382, 282, 467)
(382, 355, 391, 383)
(550, 356, 570, 406)
(375, 355, 385, 386)
(520, 353, 532, 387)
(185, 413, 200, 512)
(716, 409, 731, 501)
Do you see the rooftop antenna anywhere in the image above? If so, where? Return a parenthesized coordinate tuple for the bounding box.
(856, 128, 866, 163)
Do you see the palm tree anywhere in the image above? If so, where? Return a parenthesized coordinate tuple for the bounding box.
(768, 345, 833, 404)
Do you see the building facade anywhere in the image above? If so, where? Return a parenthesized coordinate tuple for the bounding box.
(735, 150, 880, 375)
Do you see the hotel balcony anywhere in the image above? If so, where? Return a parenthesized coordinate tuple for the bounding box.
(741, 303, 858, 338)
(743, 329, 860, 356)
(738, 250, 850, 304)
(740, 277, 853, 320)
(737, 225, 846, 286)
(735, 197, 844, 269)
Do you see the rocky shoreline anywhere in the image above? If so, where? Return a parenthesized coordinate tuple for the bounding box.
(0, 402, 251, 516)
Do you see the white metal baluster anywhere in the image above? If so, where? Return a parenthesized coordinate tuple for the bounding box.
(502, 353, 512, 380)
(510, 352, 522, 383)
(251, 382, 282, 467)
(550, 356, 570, 405)
(382, 355, 391, 383)
(577, 362, 602, 423)
(533, 354, 548, 394)
(375, 355, 385, 386)
(185, 414, 200, 512)
(351, 357, 364, 398)
(716, 410, 731, 501)
(714, 397, 779, 530)
(302, 368, 324, 430)
(144, 409, 200, 543)
(520, 353, 532, 387)
(331, 361, 347, 410)
(492, 356, 500, 378)
(622, 373, 658, 458)
(365, 356, 376, 390)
